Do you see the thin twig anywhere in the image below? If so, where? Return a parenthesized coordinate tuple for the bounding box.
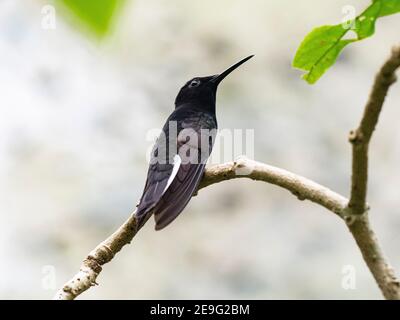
(54, 156, 400, 300)
(344, 45, 400, 300)
(346, 215, 400, 299)
(348, 46, 400, 214)
(54, 212, 139, 300)
(198, 158, 347, 216)
(54, 157, 347, 300)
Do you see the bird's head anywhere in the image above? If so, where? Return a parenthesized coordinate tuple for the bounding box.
(174, 55, 254, 109)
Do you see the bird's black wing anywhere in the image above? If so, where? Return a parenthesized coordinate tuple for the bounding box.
(153, 112, 216, 229)
(135, 127, 174, 228)
(153, 161, 206, 230)
(136, 109, 216, 230)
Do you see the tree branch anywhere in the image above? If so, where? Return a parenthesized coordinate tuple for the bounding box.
(347, 215, 400, 299)
(348, 46, 400, 215)
(54, 157, 400, 300)
(54, 46, 400, 300)
(343, 45, 400, 300)
(54, 157, 347, 300)
(198, 158, 347, 216)
(54, 211, 139, 300)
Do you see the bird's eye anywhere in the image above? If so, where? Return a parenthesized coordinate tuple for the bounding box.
(189, 79, 200, 88)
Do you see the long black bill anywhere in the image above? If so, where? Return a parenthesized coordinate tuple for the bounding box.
(211, 55, 254, 85)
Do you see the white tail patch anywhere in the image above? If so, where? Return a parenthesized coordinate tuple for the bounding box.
(163, 154, 182, 194)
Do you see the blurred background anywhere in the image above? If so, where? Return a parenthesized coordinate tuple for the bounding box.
(1, 0, 400, 299)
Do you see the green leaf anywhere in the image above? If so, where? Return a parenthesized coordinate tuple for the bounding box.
(378, 0, 400, 17)
(356, 1, 381, 39)
(293, 0, 400, 84)
(293, 25, 354, 84)
(58, 0, 125, 37)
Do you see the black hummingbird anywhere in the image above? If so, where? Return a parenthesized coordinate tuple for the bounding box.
(136, 55, 254, 230)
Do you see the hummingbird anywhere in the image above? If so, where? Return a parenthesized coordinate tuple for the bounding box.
(136, 55, 254, 230)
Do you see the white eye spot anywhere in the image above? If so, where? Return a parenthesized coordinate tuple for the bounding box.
(189, 79, 200, 88)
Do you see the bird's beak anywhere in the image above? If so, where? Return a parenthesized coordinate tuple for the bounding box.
(210, 55, 254, 85)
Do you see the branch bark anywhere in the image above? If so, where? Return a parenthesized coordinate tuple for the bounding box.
(343, 46, 400, 300)
(347, 215, 400, 299)
(54, 157, 347, 300)
(348, 46, 400, 215)
(54, 45, 400, 300)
